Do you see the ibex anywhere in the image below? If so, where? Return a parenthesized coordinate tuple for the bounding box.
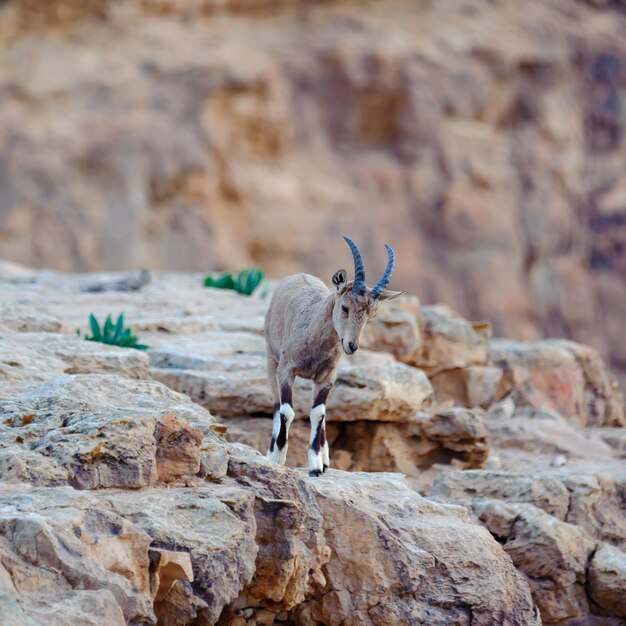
(264, 236, 401, 476)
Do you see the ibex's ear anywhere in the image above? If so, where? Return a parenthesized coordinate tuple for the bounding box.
(377, 289, 404, 301)
(331, 269, 348, 294)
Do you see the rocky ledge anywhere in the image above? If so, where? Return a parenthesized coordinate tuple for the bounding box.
(0, 263, 624, 626)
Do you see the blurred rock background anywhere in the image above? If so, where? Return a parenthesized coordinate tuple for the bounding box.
(0, 0, 625, 387)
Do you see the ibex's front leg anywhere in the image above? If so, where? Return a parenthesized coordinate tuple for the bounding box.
(308, 380, 333, 477)
(267, 366, 295, 465)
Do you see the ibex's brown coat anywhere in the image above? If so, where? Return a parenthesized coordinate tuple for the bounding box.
(264, 237, 400, 475)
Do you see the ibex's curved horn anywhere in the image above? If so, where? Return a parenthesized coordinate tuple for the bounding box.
(370, 244, 395, 299)
(343, 236, 366, 295)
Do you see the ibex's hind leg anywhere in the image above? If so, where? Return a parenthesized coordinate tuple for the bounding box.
(309, 382, 333, 477)
(267, 364, 295, 465)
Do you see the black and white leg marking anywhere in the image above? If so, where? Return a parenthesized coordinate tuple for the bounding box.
(267, 384, 294, 465)
(309, 384, 332, 477)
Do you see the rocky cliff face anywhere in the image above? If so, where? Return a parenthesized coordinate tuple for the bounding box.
(1, 0, 626, 389)
(0, 262, 625, 625)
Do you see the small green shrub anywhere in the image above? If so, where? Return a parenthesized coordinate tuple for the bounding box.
(203, 268, 264, 296)
(77, 313, 148, 350)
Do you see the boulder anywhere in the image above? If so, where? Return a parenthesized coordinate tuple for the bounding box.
(293, 472, 541, 626)
(414, 305, 490, 376)
(0, 374, 214, 489)
(588, 543, 626, 617)
(0, 486, 154, 624)
(431, 365, 503, 408)
(489, 339, 625, 427)
(472, 500, 596, 624)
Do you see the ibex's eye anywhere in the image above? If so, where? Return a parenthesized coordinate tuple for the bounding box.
(341, 305, 349, 315)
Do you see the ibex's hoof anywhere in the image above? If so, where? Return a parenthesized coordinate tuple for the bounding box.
(322, 464, 329, 473)
(308, 469, 322, 477)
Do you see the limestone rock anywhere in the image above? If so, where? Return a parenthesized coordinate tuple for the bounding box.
(154, 413, 203, 482)
(431, 365, 503, 408)
(484, 406, 617, 461)
(415, 306, 490, 376)
(0, 332, 150, 383)
(223, 408, 488, 476)
(226, 447, 330, 613)
(0, 486, 154, 624)
(489, 339, 625, 426)
(472, 500, 596, 624)
(431, 470, 571, 519)
(154, 579, 205, 626)
(150, 333, 433, 421)
(99, 484, 260, 625)
(588, 543, 626, 617)
(149, 547, 194, 602)
(293, 472, 541, 626)
(0, 374, 215, 489)
(0, 306, 62, 333)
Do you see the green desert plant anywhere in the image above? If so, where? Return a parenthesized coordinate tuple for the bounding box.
(203, 268, 264, 296)
(77, 313, 149, 350)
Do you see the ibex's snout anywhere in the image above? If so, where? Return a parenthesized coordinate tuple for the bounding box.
(343, 340, 358, 355)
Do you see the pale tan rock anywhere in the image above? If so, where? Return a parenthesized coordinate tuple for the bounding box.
(484, 407, 617, 461)
(431, 365, 503, 408)
(154, 413, 203, 482)
(472, 500, 596, 624)
(0, 332, 150, 383)
(154, 579, 204, 626)
(226, 448, 330, 612)
(149, 548, 194, 602)
(151, 334, 433, 421)
(98, 484, 260, 624)
(0, 306, 62, 333)
(198, 441, 230, 480)
(588, 543, 626, 617)
(415, 306, 489, 376)
(431, 470, 571, 519)
(490, 339, 625, 427)
(293, 471, 540, 626)
(0, 374, 215, 489)
(0, 486, 155, 624)
(587, 427, 626, 458)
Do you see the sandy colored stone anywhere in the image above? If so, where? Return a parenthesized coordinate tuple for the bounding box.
(293, 472, 540, 626)
(149, 548, 194, 602)
(154, 412, 203, 482)
(0, 332, 150, 383)
(431, 470, 571, 519)
(0, 374, 215, 489)
(0, 305, 62, 333)
(0, 486, 154, 624)
(472, 500, 596, 624)
(154, 579, 206, 626)
(223, 408, 488, 476)
(490, 339, 625, 427)
(484, 407, 617, 461)
(588, 543, 626, 617)
(431, 365, 503, 408)
(150, 334, 433, 421)
(415, 305, 490, 376)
